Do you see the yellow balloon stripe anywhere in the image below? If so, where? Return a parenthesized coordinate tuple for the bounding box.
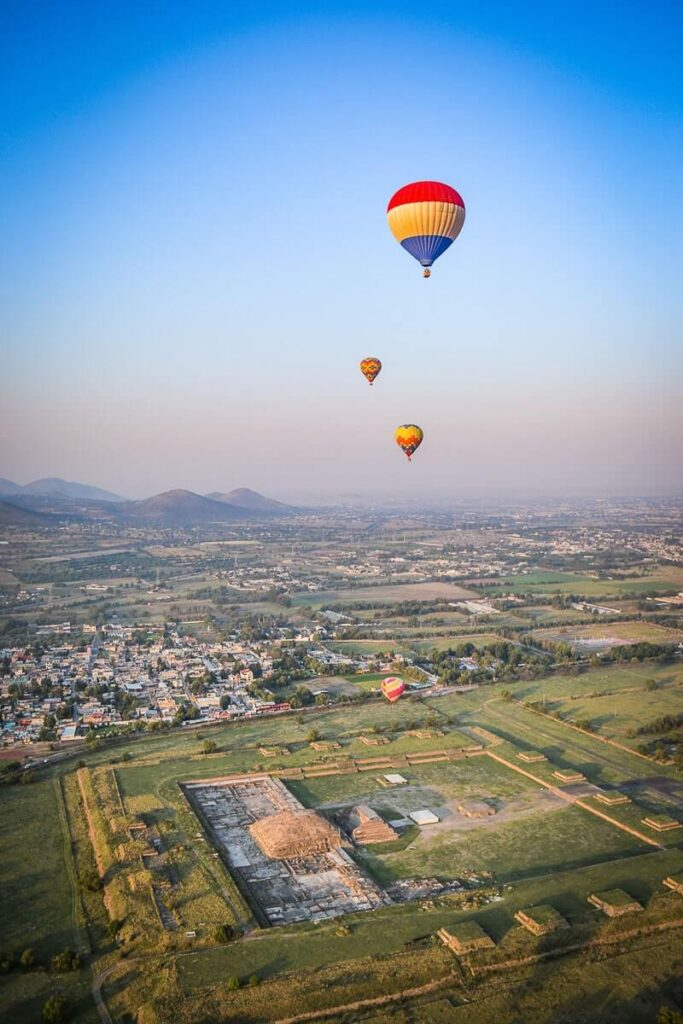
(387, 201, 465, 244)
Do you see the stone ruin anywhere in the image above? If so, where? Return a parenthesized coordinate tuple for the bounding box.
(250, 809, 342, 859)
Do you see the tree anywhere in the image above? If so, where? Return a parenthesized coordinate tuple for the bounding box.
(79, 867, 102, 892)
(20, 948, 37, 969)
(50, 949, 81, 972)
(248, 974, 260, 987)
(645, 678, 658, 692)
(201, 739, 217, 755)
(42, 995, 68, 1023)
(306, 728, 320, 743)
(219, 694, 232, 710)
(227, 975, 241, 990)
(657, 1010, 683, 1024)
(213, 924, 234, 944)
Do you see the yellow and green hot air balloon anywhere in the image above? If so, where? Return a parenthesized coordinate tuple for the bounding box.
(395, 424, 424, 461)
(360, 357, 382, 385)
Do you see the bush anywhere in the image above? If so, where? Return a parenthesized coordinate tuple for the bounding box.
(227, 975, 241, 990)
(201, 739, 217, 755)
(248, 974, 260, 987)
(50, 949, 81, 973)
(42, 995, 68, 1022)
(108, 919, 122, 939)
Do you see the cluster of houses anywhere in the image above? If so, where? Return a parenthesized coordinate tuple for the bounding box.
(1, 617, 430, 749)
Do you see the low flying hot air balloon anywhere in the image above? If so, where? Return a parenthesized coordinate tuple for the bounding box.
(395, 424, 423, 462)
(387, 181, 465, 277)
(360, 357, 382, 385)
(381, 676, 405, 703)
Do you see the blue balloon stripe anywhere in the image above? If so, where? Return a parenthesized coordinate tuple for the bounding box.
(400, 234, 454, 267)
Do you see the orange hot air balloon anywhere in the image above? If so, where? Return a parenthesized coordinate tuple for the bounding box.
(381, 676, 405, 703)
(395, 424, 424, 461)
(360, 357, 382, 385)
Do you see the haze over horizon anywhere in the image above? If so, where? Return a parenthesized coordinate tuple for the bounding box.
(2, 1, 682, 501)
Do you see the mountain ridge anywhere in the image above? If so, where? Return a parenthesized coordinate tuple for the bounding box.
(0, 477, 125, 502)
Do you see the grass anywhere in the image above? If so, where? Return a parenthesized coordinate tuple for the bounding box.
(531, 620, 683, 648)
(481, 567, 683, 597)
(5, 659, 683, 1024)
(359, 806, 650, 886)
(0, 779, 76, 958)
(290, 582, 478, 607)
(0, 777, 99, 1024)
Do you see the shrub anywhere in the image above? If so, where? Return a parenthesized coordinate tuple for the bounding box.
(248, 974, 260, 987)
(214, 924, 234, 944)
(201, 740, 217, 755)
(227, 975, 241, 990)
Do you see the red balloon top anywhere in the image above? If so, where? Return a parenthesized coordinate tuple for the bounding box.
(387, 180, 464, 212)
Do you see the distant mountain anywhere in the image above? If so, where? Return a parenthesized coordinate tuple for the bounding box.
(206, 488, 295, 514)
(118, 489, 251, 526)
(0, 499, 55, 528)
(21, 478, 125, 502)
(0, 478, 26, 496)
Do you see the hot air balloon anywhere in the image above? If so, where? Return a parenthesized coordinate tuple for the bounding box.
(381, 676, 405, 703)
(360, 357, 382, 385)
(387, 181, 465, 277)
(395, 424, 423, 461)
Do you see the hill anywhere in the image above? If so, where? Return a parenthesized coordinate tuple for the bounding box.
(21, 477, 125, 502)
(118, 489, 251, 526)
(206, 487, 294, 514)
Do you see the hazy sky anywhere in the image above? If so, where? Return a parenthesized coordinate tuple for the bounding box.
(2, 1, 681, 501)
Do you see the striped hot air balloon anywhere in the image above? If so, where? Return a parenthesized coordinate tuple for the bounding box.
(387, 181, 465, 277)
(381, 676, 405, 703)
(360, 357, 382, 385)
(395, 424, 424, 461)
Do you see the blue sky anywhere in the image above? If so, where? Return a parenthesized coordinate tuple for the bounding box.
(1, 1, 681, 500)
